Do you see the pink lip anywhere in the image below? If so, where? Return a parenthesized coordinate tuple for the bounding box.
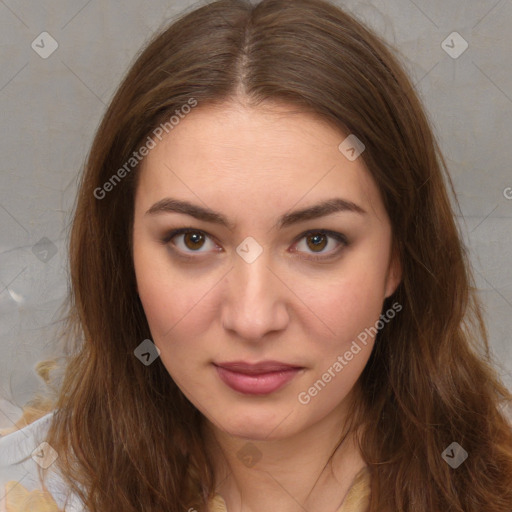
(214, 361, 303, 395)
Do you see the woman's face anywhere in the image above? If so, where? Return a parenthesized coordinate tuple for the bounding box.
(132, 100, 401, 440)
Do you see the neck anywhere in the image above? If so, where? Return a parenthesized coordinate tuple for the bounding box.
(202, 391, 367, 512)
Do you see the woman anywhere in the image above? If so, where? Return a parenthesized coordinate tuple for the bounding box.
(1, 0, 511, 511)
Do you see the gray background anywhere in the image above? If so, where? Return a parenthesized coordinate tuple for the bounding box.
(1, 0, 511, 430)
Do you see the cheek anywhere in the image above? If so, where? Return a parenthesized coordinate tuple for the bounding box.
(134, 266, 208, 384)
(133, 238, 191, 337)
(293, 260, 388, 345)
(136, 270, 210, 341)
(290, 252, 390, 404)
(133, 240, 221, 361)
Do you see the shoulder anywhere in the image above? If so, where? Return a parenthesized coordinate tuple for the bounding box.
(0, 410, 85, 512)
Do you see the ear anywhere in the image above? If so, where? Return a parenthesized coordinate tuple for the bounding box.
(384, 240, 402, 299)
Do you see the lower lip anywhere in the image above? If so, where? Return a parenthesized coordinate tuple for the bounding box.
(214, 365, 302, 395)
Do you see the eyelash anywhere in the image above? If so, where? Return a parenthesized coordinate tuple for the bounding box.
(160, 227, 348, 262)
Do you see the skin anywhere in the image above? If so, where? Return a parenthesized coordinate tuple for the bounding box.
(132, 98, 402, 512)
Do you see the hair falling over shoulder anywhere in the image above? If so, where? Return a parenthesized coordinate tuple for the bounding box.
(19, 1, 512, 511)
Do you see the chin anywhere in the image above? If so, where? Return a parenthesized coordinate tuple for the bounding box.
(215, 404, 302, 440)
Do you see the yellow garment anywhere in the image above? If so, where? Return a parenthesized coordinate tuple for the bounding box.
(4, 481, 61, 512)
(3, 467, 370, 512)
(337, 466, 371, 512)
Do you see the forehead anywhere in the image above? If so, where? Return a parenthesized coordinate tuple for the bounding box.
(135, 101, 385, 224)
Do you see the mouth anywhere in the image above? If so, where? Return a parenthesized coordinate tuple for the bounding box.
(213, 361, 304, 395)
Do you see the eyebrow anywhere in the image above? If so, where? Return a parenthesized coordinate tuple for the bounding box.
(145, 197, 367, 230)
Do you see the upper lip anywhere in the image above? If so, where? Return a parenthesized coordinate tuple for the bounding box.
(214, 360, 303, 374)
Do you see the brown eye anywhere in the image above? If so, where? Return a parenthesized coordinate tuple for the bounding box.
(163, 229, 218, 255)
(293, 230, 347, 261)
(183, 231, 206, 250)
(161, 227, 347, 261)
(305, 232, 328, 252)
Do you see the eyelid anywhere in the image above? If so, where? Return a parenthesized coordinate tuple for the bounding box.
(161, 227, 348, 260)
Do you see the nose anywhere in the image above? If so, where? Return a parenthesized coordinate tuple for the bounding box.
(220, 249, 290, 341)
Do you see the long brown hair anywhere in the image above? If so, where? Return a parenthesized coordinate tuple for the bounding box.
(22, 0, 512, 510)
